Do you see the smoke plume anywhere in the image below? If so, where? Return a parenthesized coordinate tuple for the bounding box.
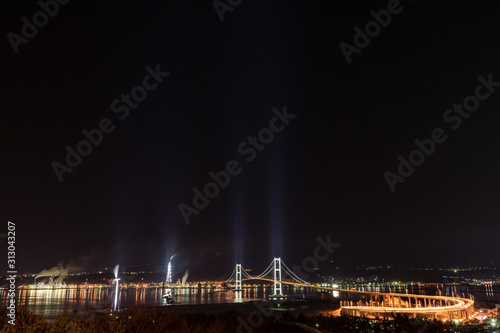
(181, 268, 189, 285)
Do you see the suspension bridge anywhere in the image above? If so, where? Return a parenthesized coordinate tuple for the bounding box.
(224, 258, 475, 321)
(225, 257, 309, 299)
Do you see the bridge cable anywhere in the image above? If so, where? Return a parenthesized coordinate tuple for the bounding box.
(255, 260, 275, 279)
(281, 261, 310, 285)
(226, 267, 236, 283)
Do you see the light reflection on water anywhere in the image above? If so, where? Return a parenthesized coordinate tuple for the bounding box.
(1, 285, 320, 318)
(338, 284, 500, 302)
(2, 284, 498, 318)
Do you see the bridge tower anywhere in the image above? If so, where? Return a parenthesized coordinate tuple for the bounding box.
(235, 264, 242, 291)
(273, 257, 282, 296)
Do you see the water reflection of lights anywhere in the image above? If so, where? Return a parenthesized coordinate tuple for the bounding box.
(5, 283, 498, 318)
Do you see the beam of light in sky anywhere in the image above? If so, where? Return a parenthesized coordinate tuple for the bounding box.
(233, 185, 244, 264)
(268, 151, 283, 258)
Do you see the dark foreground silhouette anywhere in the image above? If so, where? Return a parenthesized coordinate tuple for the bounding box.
(0, 307, 497, 332)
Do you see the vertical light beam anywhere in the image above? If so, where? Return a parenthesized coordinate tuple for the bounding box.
(112, 264, 120, 311)
(166, 260, 172, 285)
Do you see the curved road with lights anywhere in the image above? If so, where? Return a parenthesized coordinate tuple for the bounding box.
(241, 277, 475, 320)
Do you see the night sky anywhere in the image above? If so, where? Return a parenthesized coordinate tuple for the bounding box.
(1, 0, 499, 280)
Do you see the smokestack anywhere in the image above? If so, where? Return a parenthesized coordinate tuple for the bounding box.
(34, 262, 72, 284)
(112, 265, 120, 312)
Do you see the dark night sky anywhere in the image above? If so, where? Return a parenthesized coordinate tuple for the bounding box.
(1, 0, 499, 280)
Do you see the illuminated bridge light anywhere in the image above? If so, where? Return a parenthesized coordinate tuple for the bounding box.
(225, 258, 475, 322)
